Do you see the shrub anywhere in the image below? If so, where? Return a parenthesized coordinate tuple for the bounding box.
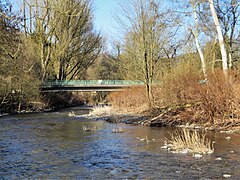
(193, 71, 238, 124)
(0, 75, 41, 112)
(155, 59, 201, 107)
(158, 61, 240, 125)
(107, 86, 148, 113)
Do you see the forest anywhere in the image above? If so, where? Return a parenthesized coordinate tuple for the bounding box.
(0, 0, 240, 127)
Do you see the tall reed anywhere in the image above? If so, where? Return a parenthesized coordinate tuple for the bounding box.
(168, 129, 214, 154)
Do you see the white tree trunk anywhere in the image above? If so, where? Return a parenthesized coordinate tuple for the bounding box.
(195, 36, 207, 79)
(192, 2, 207, 79)
(208, 0, 228, 74)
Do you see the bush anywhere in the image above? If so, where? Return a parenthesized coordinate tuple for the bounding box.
(193, 71, 240, 124)
(155, 59, 201, 107)
(0, 75, 41, 112)
(107, 58, 240, 127)
(158, 60, 240, 125)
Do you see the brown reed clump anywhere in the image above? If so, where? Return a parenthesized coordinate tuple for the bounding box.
(168, 129, 214, 155)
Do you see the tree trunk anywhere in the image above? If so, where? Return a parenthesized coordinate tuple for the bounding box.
(192, 3, 207, 79)
(30, 5, 32, 33)
(141, 5, 154, 109)
(23, 0, 27, 37)
(209, 0, 228, 76)
(40, 43, 46, 82)
(195, 36, 207, 79)
(228, 50, 233, 69)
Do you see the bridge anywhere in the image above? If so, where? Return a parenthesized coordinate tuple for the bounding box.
(41, 80, 145, 92)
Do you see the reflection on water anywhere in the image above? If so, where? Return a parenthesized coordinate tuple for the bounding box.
(1, 107, 240, 179)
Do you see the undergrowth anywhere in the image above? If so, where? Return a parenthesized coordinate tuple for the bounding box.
(108, 59, 240, 126)
(159, 67, 240, 125)
(107, 86, 148, 113)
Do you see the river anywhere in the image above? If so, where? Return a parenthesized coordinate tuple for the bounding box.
(1, 107, 240, 179)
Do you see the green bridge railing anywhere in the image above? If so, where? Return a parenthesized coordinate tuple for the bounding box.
(43, 80, 145, 87)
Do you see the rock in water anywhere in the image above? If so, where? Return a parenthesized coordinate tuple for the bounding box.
(215, 157, 222, 161)
(180, 148, 192, 154)
(193, 154, 203, 158)
(112, 127, 124, 133)
(83, 126, 96, 132)
(223, 174, 231, 178)
(225, 136, 231, 140)
(68, 111, 75, 117)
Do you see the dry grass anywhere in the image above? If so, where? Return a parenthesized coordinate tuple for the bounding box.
(168, 129, 214, 155)
(107, 86, 149, 113)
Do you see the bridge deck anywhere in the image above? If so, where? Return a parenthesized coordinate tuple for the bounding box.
(41, 80, 145, 92)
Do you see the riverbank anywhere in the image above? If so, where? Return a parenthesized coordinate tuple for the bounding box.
(92, 106, 240, 133)
(107, 71, 240, 133)
(2, 101, 240, 134)
(0, 92, 86, 117)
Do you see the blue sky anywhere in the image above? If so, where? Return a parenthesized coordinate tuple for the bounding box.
(93, 0, 125, 50)
(94, 0, 120, 34)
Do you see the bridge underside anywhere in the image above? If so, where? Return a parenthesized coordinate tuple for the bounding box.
(41, 85, 131, 92)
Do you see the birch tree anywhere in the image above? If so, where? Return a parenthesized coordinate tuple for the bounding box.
(190, 0, 207, 79)
(170, 0, 208, 79)
(215, 0, 240, 69)
(208, 0, 228, 75)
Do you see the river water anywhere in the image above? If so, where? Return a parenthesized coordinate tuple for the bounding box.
(1, 107, 240, 179)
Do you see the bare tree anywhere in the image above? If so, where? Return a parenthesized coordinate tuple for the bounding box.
(170, 0, 209, 79)
(215, 0, 240, 69)
(0, 0, 41, 111)
(52, 0, 102, 80)
(22, 0, 102, 81)
(118, 0, 170, 108)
